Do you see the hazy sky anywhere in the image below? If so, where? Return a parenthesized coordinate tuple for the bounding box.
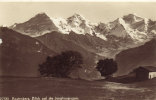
(0, 2, 156, 26)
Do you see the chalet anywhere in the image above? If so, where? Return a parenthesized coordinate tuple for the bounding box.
(133, 66, 156, 80)
(106, 66, 156, 83)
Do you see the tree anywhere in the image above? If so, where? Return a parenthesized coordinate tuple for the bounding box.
(39, 51, 83, 77)
(96, 58, 118, 77)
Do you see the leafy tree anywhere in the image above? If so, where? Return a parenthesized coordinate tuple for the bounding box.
(96, 58, 118, 77)
(39, 51, 83, 77)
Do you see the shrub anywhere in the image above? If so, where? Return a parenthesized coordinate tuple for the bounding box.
(39, 51, 83, 77)
(96, 58, 118, 77)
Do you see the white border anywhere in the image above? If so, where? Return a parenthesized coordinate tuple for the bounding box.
(0, 0, 156, 2)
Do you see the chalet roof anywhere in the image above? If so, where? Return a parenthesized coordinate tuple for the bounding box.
(141, 66, 156, 72)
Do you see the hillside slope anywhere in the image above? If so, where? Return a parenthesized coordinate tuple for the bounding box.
(0, 27, 55, 77)
(36, 31, 101, 68)
(115, 39, 156, 76)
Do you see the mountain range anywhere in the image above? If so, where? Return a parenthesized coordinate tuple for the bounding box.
(10, 13, 156, 42)
(0, 12, 156, 79)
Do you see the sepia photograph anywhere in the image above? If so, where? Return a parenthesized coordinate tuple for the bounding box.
(0, 0, 156, 100)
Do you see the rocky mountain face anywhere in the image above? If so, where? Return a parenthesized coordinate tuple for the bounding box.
(115, 38, 156, 76)
(10, 13, 59, 37)
(0, 27, 55, 77)
(36, 31, 99, 68)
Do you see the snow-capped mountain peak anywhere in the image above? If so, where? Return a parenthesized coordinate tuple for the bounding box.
(50, 13, 97, 36)
(68, 13, 86, 21)
(96, 14, 155, 42)
(34, 12, 48, 17)
(49, 14, 95, 35)
(123, 13, 144, 24)
(67, 13, 87, 28)
(50, 17, 70, 34)
(10, 12, 58, 37)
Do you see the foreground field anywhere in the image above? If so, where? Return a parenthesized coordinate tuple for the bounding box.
(0, 77, 156, 100)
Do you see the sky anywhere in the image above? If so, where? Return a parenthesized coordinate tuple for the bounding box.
(0, 2, 156, 26)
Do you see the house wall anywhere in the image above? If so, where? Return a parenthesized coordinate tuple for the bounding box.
(149, 72, 156, 79)
(135, 68, 149, 80)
